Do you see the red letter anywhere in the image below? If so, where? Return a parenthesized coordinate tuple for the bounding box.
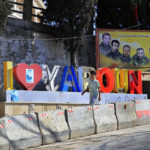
(97, 67, 114, 93)
(128, 70, 142, 94)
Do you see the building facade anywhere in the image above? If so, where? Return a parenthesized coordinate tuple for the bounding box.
(10, 0, 46, 23)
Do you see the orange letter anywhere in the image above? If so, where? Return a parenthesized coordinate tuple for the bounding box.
(97, 67, 114, 93)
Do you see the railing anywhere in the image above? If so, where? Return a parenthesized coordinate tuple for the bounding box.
(10, 0, 46, 23)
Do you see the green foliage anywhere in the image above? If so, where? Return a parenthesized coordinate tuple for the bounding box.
(42, 0, 97, 65)
(0, 0, 12, 34)
(96, 0, 136, 29)
(96, 0, 150, 30)
(136, 0, 150, 29)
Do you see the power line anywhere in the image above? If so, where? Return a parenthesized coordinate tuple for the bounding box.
(4, 23, 143, 41)
(120, 23, 142, 30)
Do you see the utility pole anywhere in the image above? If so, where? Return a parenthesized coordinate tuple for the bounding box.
(23, 0, 33, 21)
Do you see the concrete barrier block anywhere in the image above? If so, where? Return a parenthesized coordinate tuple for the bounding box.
(66, 106, 95, 139)
(5, 113, 42, 150)
(115, 102, 137, 129)
(37, 110, 69, 144)
(0, 118, 9, 150)
(135, 100, 150, 125)
(93, 104, 117, 133)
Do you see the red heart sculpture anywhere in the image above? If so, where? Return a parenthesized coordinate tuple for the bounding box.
(13, 63, 42, 90)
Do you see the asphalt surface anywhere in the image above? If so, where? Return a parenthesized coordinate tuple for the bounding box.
(27, 125, 150, 150)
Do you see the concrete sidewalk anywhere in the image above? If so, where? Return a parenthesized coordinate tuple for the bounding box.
(27, 124, 150, 150)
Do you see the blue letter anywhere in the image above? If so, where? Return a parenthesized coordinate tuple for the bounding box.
(59, 66, 81, 92)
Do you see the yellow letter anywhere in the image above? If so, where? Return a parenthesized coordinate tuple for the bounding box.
(113, 68, 128, 93)
(4, 61, 13, 90)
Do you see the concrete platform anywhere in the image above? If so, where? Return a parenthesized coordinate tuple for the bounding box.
(0, 90, 147, 104)
(0, 102, 89, 117)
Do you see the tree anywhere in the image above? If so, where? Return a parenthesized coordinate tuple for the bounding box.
(0, 0, 12, 34)
(135, 0, 150, 30)
(96, 0, 136, 29)
(42, 0, 97, 66)
(96, 0, 150, 30)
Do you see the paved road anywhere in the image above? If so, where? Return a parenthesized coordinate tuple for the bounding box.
(27, 125, 150, 150)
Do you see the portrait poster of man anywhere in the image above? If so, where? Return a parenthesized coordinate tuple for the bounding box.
(26, 69, 34, 83)
(96, 29, 150, 71)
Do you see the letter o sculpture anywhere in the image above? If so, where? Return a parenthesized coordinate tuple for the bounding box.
(97, 67, 115, 93)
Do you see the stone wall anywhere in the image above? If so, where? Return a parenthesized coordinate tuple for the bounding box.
(0, 18, 96, 89)
(0, 18, 149, 97)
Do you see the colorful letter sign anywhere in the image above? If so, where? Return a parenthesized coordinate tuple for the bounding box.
(78, 67, 95, 91)
(97, 67, 114, 93)
(112, 69, 128, 93)
(4, 61, 13, 90)
(3, 60, 143, 94)
(59, 66, 81, 92)
(41, 65, 60, 91)
(96, 67, 142, 94)
(128, 70, 142, 94)
(13, 63, 42, 90)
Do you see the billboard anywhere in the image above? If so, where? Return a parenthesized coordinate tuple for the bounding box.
(96, 29, 150, 71)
